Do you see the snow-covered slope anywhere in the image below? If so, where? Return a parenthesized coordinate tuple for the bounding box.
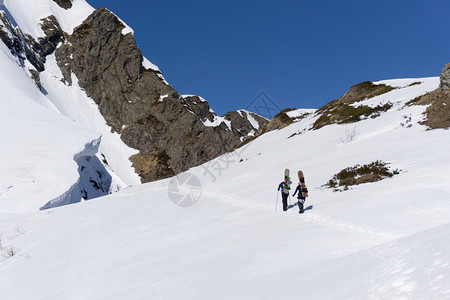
(1, 76, 449, 299)
(0, 41, 101, 212)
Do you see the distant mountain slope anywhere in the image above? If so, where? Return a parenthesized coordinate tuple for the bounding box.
(312, 73, 449, 131)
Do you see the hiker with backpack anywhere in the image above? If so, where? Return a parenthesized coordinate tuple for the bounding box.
(293, 174, 309, 214)
(277, 176, 292, 211)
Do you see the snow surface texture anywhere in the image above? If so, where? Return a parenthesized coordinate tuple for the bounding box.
(1, 76, 450, 299)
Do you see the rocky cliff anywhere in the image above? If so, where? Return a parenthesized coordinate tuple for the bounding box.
(54, 7, 268, 182)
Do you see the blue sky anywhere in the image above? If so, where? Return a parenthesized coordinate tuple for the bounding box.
(88, 0, 449, 116)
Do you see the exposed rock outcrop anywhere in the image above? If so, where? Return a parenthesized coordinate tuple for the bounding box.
(54, 8, 262, 182)
(440, 63, 450, 90)
(419, 90, 450, 129)
(223, 110, 268, 138)
(53, 0, 72, 10)
(38, 15, 64, 57)
(0, 11, 44, 71)
(129, 152, 175, 183)
(263, 109, 295, 132)
(29, 68, 42, 89)
(257, 108, 314, 134)
(0, 12, 64, 72)
(334, 81, 394, 105)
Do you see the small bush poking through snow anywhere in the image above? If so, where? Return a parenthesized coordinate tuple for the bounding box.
(2, 246, 17, 259)
(404, 94, 427, 107)
(0, 234, 18, 259)
(325, 160, 400, 191)
(313, 102, 393, 129)
(339, 126, 359, 143)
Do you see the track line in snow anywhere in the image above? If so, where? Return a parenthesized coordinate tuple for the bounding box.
(204, 190, 441, 298)
(202, 190, 400, 242)
(202, 190, 273, 212)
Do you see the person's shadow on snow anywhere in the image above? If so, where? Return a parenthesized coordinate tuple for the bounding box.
(287, 201, 314, 212)
(304, 205, 313, 211)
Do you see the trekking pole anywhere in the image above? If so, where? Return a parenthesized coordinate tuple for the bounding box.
(275, 191, 279, 212)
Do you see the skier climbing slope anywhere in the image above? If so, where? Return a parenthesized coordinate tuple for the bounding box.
(277, 169, 292, 211)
